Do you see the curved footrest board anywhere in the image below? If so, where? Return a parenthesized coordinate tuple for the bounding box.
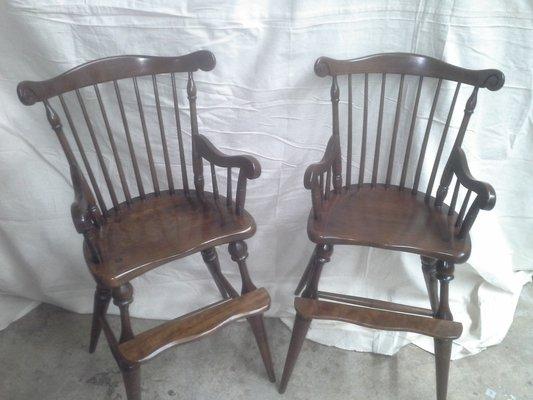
(119, 288, 270, 364)
(295, 297, 462, 340)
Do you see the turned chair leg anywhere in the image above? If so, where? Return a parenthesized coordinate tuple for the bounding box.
(421, 256, 439, 313)
(121, 364, 141, 400)
(229, 240, 276, 383)
(89, 285, 111, 353)
(112, 283, 140, 399)
(279, 244, 333, 394)
(113, 282, 135, 343)
(202, 247, 237, 299)
(434, 261, 455, 400)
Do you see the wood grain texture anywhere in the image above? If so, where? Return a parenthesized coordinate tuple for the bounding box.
(85, 191, 256, 288)
(317, 291, 434, 317)
(314, 52, 504, 90)
(17, 51, 216, 105)
(295, 298, 463, 340)
(307, 184, 471, 263)
(119, 288, 270, 364)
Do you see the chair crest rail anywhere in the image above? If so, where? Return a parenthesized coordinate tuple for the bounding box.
(314, 53, 504, 91)
(17, 51, 216, 105)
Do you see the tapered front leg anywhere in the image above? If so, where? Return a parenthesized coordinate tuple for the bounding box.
(421, 256, 439, 313)
(294, 248, 317, 295)
(278, 313, 311, 394)
(434, 261, 455, 400)
(229, 240, 276, 382)
(89, 285, 111, 353)
(279, 244, 333, 394)
(121, 364, 141, 400)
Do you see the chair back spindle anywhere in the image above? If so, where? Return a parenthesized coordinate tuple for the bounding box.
(16, 51, 240, 222)
(113, 80, 145, 199)
(358, 73, 368, 187)
(187, 71, 205, 199)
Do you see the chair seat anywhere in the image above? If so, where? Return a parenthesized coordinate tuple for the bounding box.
(307, 184, 471, 263)
(85, 191, 255, 287)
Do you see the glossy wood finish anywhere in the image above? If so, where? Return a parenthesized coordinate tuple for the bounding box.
(316, 291, 434, 317)
(17, 51, 216, 105)
(307, 184, 471, 263)
(119, 288, 270, 364)
(314, 53, 504, 90)
(85, 191, 255, 288)
(295, 297, 462, 339)
(281, 53, 503, 399)
(18, 50, 274, 399)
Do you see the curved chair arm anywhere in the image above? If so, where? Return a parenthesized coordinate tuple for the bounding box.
(194, 134, 261, 179)
(452, 149, 496, 211)
(70, 162, 102, 234)
(303, 135, 338, 189)
(303, 135, 340, 220)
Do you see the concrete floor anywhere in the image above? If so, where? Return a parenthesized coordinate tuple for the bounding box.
(1, 284, 531, 400)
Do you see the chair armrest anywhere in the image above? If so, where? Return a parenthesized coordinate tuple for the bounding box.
(304, 135, 338, 189)
(452, 149, 496, 211)
(70, 163, 102, 234)
(193, 134, 261, 179)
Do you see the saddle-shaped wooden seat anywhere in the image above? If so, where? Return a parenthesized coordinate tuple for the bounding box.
(87, 191, 256, 287)
(307, 184, 471, 263)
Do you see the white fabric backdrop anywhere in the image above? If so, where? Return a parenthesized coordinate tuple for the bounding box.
(0, 0, 531, 360)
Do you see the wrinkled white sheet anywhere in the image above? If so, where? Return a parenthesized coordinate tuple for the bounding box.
(0, 0, 531, 360)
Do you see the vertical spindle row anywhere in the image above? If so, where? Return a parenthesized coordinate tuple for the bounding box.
(59, 94, 106, 212)
(113, 80, 145, 199)
(94, 84, 132, 204)
(75, 88, 119, 210)
(412, 79, 442, 194)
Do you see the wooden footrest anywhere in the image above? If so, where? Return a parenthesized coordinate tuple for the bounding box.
(295, 297, 462, 340)
(119, 288, 270, 364)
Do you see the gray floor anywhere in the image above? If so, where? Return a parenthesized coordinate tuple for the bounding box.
(1, 284, 531, 400)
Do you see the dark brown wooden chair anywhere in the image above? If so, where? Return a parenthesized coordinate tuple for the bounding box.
(17, 50, 275, 400)
(279, 53, 504, 399)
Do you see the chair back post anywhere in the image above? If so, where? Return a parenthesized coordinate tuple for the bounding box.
(42, 99, 102, 256)
(187, 71, 205, 199)
(329, 75, 343, 193)
(435, 86, 478, 206)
